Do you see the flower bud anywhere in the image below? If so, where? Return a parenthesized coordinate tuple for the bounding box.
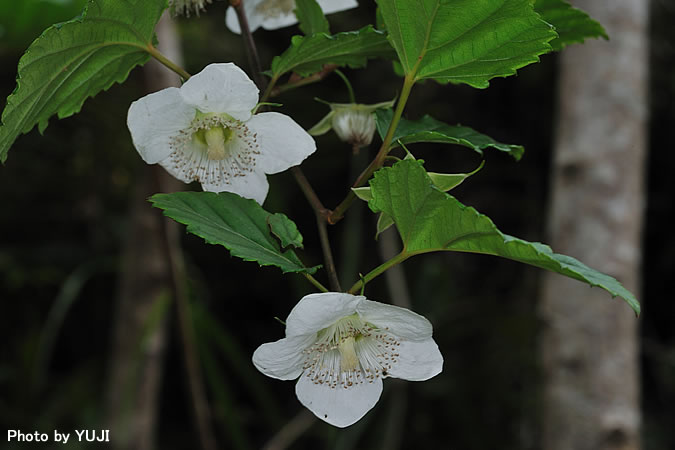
(309, 99, 395, 150)
(332, 107, 377, 148)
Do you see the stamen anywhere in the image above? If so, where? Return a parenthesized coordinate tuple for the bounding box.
(167, 114, 261, 187)
(302, 315, 400, 390)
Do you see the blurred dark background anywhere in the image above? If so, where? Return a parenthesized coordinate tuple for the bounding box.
(1, 0, 673, 449)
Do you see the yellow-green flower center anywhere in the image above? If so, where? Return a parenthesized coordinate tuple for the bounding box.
(302, 314, 400, 389)
(193, 126, 235, 161)
(167, 113, 260, 186)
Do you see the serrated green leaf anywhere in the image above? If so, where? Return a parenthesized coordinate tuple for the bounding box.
(534, 0, 608, 51)
(268, 213, 304, 249)
(376, 109, 524, 160)
(368, 160, 640, 314)
(268, 25, 395, 80)
(0, 0, 167, 163)
(377, 0, 557, 87)
(150, 192, 318, 274)
(295, 0, 330, 35)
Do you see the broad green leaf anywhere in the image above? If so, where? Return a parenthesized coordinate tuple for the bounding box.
(377, 0, 557, 87)
(0, 0, 167, 163)
(355, 160, 484, 238)
(534, 0, 608, 51)
(268, 213, 304, 249)
(150, 192, 318, 274)
(295, 0, 330, 35)
(368, 160, 640, 314)
(267, 26, 395, 80)
(376, 109, 524, 160)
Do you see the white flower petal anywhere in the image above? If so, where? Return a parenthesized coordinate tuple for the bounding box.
(387, 338, 443, 381)
(127, 87, 194, 164)
(246, 112, 316, 174)
(285, 293, 364, 337)
(180, 63, 259, 121)
(316, 0, 359, 15)
(260, 10, 301, 31)
(201, 169, 270, 205)
(225, 0, 266, 34)
(225, 7, 242, 33)
(252, 335, 315, 380)
(356, 299, 433, 342)
(295, 372, 382, 428)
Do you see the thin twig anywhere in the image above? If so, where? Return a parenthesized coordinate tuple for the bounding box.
(316, 214, 341, 292)
(145, 44, 192, 80)
(291, 168, 341, 292)
(230, 0, 267, 91)
(291, 167, 329, 219)
(265, 64, 338, 100)
(154, 169, 217, 450)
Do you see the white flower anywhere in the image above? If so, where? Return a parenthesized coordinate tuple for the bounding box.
(127, 63, 315, 204)
(253, 292, 443, 428)
(309, 100, 394, 148)
(226, 0, 358, 34)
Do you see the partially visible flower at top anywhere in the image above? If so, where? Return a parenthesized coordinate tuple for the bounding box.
(253, 292, 443, 427)
(127, 63, 315, 205)
(170, 0, 212, 17)
(308, 100, 395, 149)
(226, 0, 358, 34)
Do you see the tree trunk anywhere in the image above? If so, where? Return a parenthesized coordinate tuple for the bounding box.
(105, 13, 183, 450)
(539, 1, 647, 449)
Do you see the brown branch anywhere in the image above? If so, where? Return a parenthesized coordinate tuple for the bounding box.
(230, 0, 267, 91)
(269, 64, 338, 97)
(291, 167, 341, 292)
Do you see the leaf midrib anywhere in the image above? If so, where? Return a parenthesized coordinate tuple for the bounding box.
(167, 196, 306, 270)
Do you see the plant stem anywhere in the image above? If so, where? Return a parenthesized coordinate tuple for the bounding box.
(316, 215, 341, 291)
(291, 167, 341, 292)
(146, 44, 192, 80)
(261, 75, 280, 103)
(347, 250, 409, 294)
(334, 69, 356, 103)
(263, 64, 339, 101)
(303, 273, 329, 292)
(328, 74, 416, 224)
(230, 0, 267, 91)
